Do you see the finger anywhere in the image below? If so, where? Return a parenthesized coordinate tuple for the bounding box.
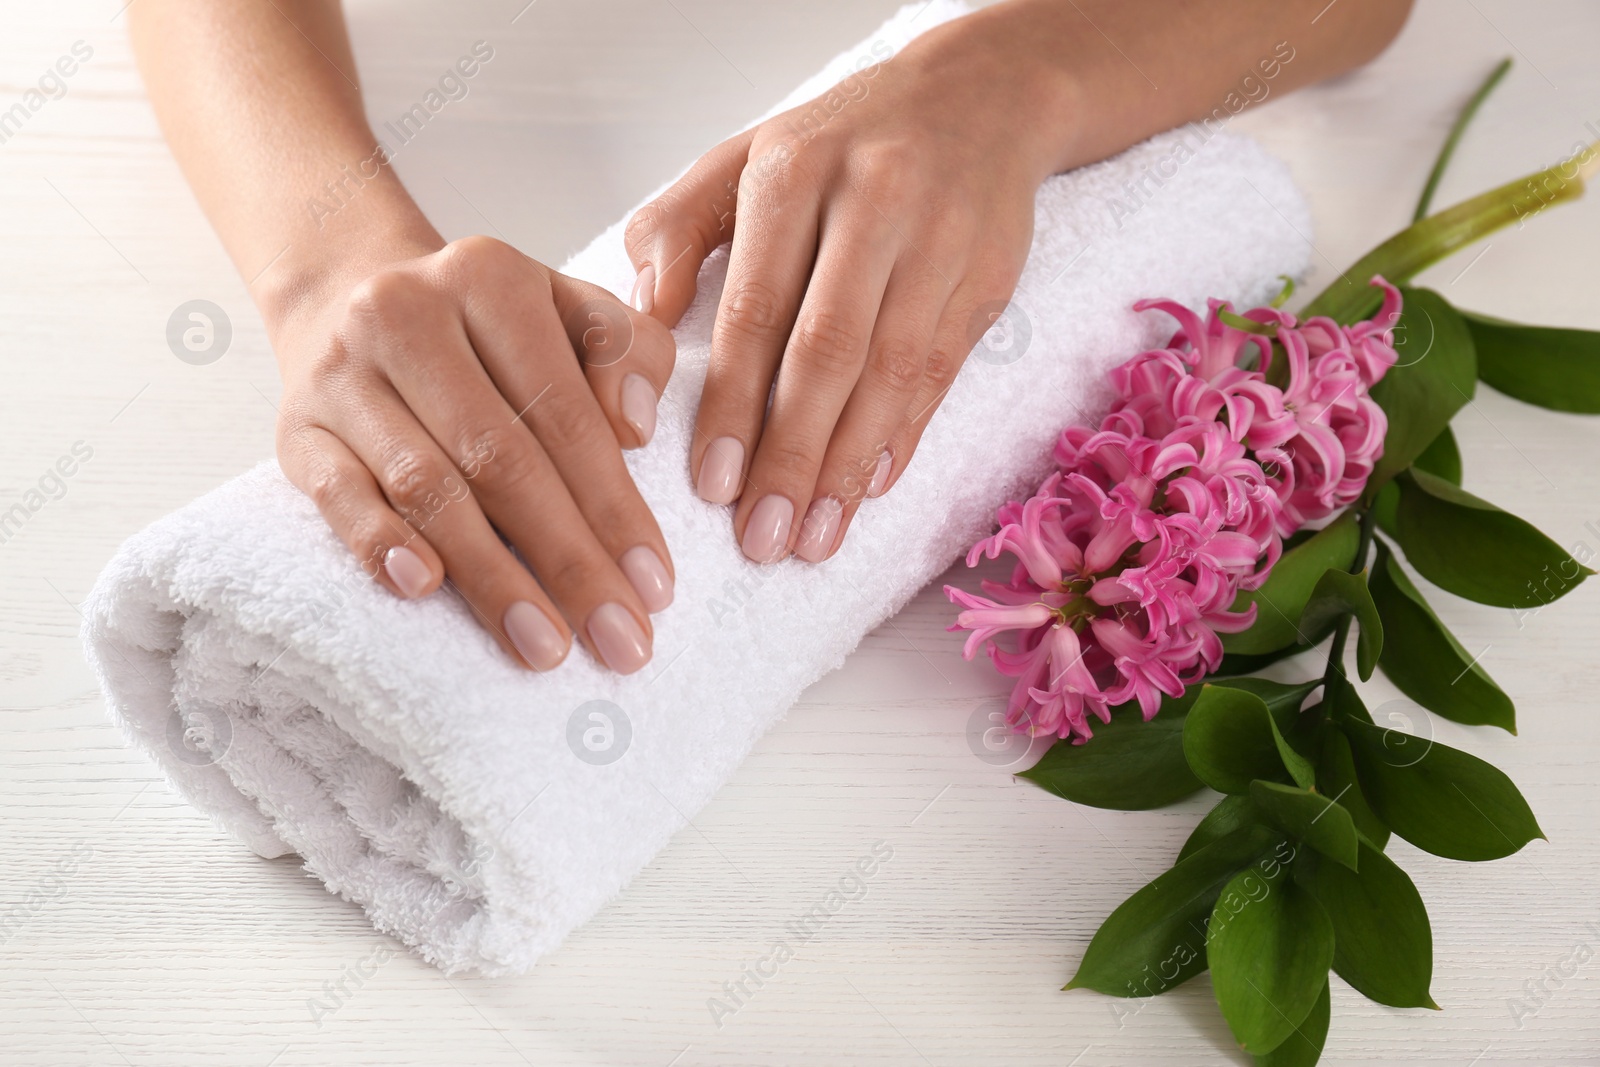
(691, 152, 822, 507)
(731, 204, 900, 562)
(794, 255, 955, 563)
(320, 384, 576, 674)
(876, 277, 1003, 502)
(623, 128, 756, 326)
(548, 271, 677, 449)
(431, 240, 672, 648)
(278, 421, 446, 599)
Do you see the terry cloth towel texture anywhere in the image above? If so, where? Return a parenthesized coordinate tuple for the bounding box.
(83, 0, 1312, 975)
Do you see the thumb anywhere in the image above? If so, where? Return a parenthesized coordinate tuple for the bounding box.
(623, 127, 755, 328)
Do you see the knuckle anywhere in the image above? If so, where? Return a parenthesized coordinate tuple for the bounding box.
(855, 144, 919, 201)
(300, 462, 345, 514)
(381, 448, 451, 513)
(459, 424, 538, 496)
(871, 335, 925, 392)
(532, 389, 606, 454)
(719, 278, 791, 341)
(791, 307, 865, 373)
(441, 234, 523, 282)
(923, 344, 960, 388)
(345, 270, 427, 327)
(624, 200, 670, 249)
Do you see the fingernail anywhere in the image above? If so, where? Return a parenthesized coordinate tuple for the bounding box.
(696, 436, 744, 504)
(794, 496, 843, 563)
(588, 602, 651, 674)
(619, 544, 674, 612)
(383, 546, 433, 598)
(741, 494, 794, 563)
(504, 600, 567, 671)
(629, 263, 656, 314)
(620, 373, 658, 446)
(867, 449, 893, 498)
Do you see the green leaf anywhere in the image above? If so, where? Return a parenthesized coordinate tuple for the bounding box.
(1414, 424, 1463, 485)
(1249, 780, 1360, 871)
(1224, 513, 1361, 655)
(1253, 980, 1330, 1067)
(1299, 567, 1384, 682)
(1464, 310, 1600, 413)
(1211, 677, 1323, 719)
(1066, 827, 1278, 996)
(1301, 155, 1591, 326)
(1183, 686, 1294, 795)
(1018, 691, 1203, 810)
(1395, 468, 1592, 609)
(1372, 481, 1399, 539)
(1369, 540, 1516, 732)
(1209, 865, 1335, 1054)
(1267, 711, 1317, 791)
(1366, 287, 1477, 493)
(1315, 724, 1390, 850)
(1218, 640, 1326, 677)
(1306, 840, 1438, 1009)
(1180, 795, 1262, 863)
(1341, 715, 1545, 861)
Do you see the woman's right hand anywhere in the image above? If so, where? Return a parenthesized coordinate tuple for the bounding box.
(268, 234, 677, 675)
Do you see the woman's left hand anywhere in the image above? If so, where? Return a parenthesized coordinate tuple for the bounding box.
(623, 10, 1072, 564)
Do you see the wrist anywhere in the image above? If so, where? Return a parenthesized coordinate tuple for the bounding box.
(253, 191, 443, 342)
(899, 1, 1089, 185)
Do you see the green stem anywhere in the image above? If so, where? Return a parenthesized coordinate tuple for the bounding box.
(1413, 57, 1512, 222)
(1320, 506, 1379, 711)
(1301, 142, 1598, 325)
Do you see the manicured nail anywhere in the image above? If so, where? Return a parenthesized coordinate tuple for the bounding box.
(504, 600, 567, 671)
(696, 436, 744, 504)
(619, 544, 673, 612)
(588, 602, 651, 674)
(383, 546, 432, 598)
(795, 496, 843, 563)
(741, 494, 794, 563)
(620, 373, 658, 446)
(867, 449, 893, 498)
(629, 263, 656, 314)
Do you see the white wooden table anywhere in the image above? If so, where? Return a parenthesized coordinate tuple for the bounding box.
(3, 1, 1598, 1064)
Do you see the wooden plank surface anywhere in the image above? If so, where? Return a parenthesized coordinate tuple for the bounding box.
(2, 1, 1597, 1064)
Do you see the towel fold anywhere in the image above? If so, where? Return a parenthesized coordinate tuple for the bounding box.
(83, 0, 1311, 975)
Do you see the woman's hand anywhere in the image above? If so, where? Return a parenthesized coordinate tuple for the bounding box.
(624, 12, 1069, 564)
(270, 235, 677, 674)
(624, 0, 1414, 566)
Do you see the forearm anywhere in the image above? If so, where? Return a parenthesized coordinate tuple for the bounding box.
(128, 0, 440, 330)
(912, 0, 1413, 180)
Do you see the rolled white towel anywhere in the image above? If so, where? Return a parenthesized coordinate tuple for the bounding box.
(82, 0, 1311, 976)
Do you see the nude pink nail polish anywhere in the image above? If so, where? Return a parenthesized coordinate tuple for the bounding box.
(383, 546, 432, 598)
(588, 602, 651, 674)
(620, 373, 657, 446)
(629, 264, 656, 314)
(741, 495, 794, 563)
(867, 449, 893, 498)
(696, 436, 744, 504)
(504, 601, 567, 671)
(619, 545, 673, 612)
(795, 496, 843, 563)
